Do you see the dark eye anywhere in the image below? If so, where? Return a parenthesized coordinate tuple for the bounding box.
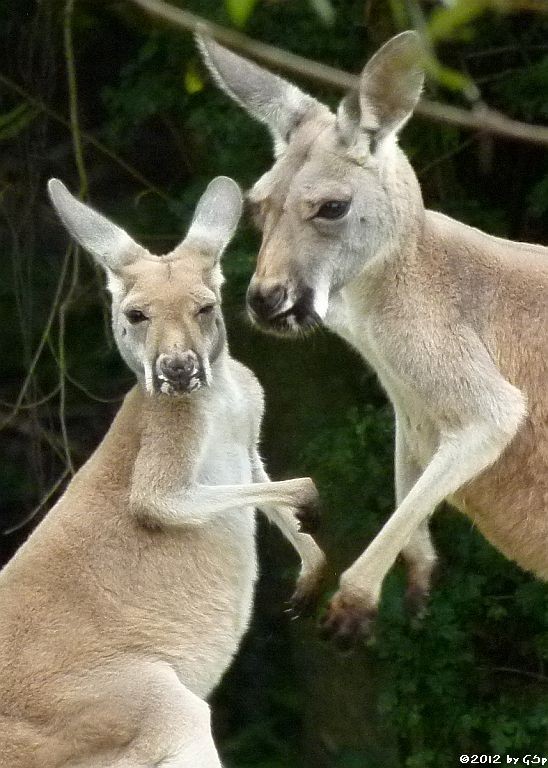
(125, 309, 148, 325)
(315, 200, 351, 220)
(197, 304, 215, 317)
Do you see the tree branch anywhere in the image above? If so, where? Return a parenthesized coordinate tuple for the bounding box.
(128, 0, 548, 147)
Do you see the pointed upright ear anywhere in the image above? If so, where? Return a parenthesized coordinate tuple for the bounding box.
(47, 179, 143, 271)
(182, 176, 242, 260)
(197, 37, 322, 154)
(337, 31, 424, 149)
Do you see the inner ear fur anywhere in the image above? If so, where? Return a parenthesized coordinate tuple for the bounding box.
(177, 176, 243, 262)
(337, 31, 425, 149)
(47, 178, 144, 272)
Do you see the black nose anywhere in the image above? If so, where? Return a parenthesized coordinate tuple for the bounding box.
(157, 351, 203, 393)
(247, 283, 287, 320)
(161, 355, 196, 377)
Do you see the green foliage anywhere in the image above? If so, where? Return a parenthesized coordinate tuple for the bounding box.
(428, 0, 503, 41)
(0, 1, 547, 766)
(299, 405, 394, 543)
(494, 55, 548, 120)
(529, 173, 548, 217)
(101, 30, 194, 149)
(307, 0, 336, 27)
(225, 0, 259, 28)
(294, 408, 548, 766)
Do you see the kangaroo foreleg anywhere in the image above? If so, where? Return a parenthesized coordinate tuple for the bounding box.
(131, 476, 319, 529)
(394, 413, 437, 612)
(321, 416, 522, 647)
(251, 450, 326, 614)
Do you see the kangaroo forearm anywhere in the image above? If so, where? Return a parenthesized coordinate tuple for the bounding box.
(394, 412, 437, 587)
(131, 478, 311, 527)
(251, 453, 324, 577)
(342, 420, 515, 601)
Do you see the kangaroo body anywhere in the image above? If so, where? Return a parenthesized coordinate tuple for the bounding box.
(0, 178, 324, 765)
(328, 208, 548, 580)
(199, 33, 547, 645)
(0, 365, 259, 766)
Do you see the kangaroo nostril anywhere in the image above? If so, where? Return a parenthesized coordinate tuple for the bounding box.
(248, 283, 287, 319)
(160, 353, 198, 379)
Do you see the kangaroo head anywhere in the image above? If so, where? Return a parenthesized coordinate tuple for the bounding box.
(48, 177, 242, 394)
(199, 32, 425, 335)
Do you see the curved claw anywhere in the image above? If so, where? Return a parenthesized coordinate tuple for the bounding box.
(286, 588, 318, 619)
(285, 566, 326, 620)
(319, 593, 377, 651)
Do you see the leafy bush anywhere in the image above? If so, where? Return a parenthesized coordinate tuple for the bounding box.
(0, 1, 547, 765)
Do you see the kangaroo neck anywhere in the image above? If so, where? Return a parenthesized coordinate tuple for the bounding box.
(326, 211, 424, 338)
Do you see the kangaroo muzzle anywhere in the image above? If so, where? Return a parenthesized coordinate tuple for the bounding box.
(156, 351, 205, 395)
(246, 280, 288, 322)
(247, 278, 320, 336)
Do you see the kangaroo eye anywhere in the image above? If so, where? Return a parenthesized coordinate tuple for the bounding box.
(197, 304, 215, 317)
(315, 200, 350, 220)
(125, 309, 148, 325)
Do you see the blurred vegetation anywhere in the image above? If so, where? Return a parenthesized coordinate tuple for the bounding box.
(1, 1, 548, 766)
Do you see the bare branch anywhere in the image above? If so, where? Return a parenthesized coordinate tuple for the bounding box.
(128, 0, 548, 147)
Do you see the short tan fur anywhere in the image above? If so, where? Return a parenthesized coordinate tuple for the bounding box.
(0, 177, 325, 765)
(199, 33, 548, 645)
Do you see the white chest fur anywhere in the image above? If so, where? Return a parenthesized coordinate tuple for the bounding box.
(197, 371, 255, 486)
(153, 373, 258, 697)
(326, 289, 439, 469)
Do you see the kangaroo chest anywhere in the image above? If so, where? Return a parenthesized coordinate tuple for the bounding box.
(197, 414, 253, 486)
(135, 379, 258, 698)
(326, 292, 439, 468)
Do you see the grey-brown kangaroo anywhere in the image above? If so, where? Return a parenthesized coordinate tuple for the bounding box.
(199, 31, 548, 647)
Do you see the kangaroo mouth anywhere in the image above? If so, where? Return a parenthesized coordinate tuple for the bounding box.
(249, 305, 322, 337)
(247, 286, 322, 337)
(155, 371, 206, 395)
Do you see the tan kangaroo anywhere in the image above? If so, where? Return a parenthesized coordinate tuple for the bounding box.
(0, 177, 325, 766)
(199, 32, 548, 647)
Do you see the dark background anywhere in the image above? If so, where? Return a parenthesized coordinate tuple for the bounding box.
(1, 1, 547, 765)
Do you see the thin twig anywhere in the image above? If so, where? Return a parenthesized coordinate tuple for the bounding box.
(65, 372, 125, 404)
(483, 666, 548, 684)
(0, 243, 71, 432)
(128, 0, 548, 147)
(418, 135, 477, 176)
(0, 383, 61, 411)
(58, 0, 86, 476)
(57, 245, 78, 475)
(0, 72, 171, 202)
(46, 337, 125, 404)
(1, 468, 70, 536)
(64, 0, 88, 201)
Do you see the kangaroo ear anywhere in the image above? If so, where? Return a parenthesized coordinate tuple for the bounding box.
(182, 176, 243, 260)
(48, 179, 143, 271)
(197, 37, 322, 155)
(337, 31, 424, 148)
